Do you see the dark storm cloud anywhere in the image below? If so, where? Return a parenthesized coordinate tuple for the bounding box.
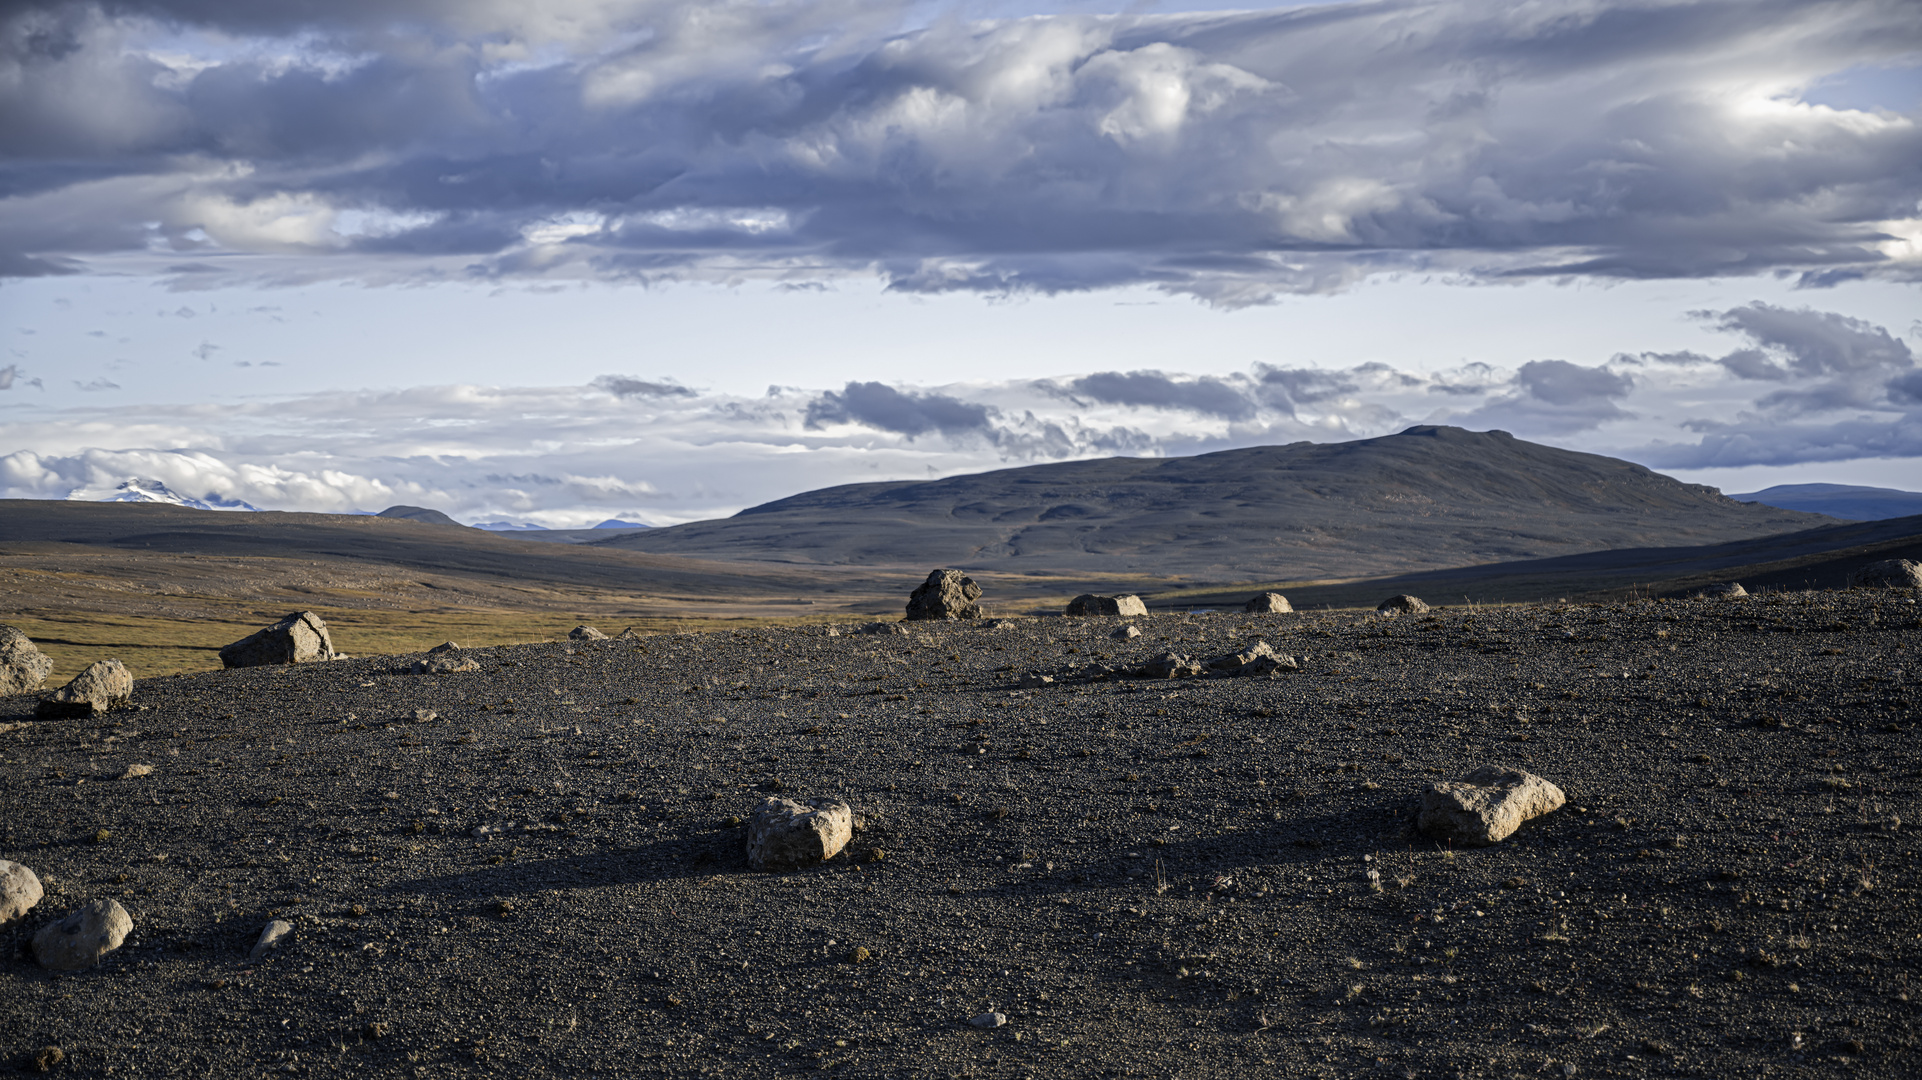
(2, 0, 1919, 299)
(1063, 371, 1256, 421)
(1516, 360, 1633, 407)
(806, 381, 996, 438)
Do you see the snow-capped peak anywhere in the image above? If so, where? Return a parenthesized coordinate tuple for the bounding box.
(69, 478, 262, 512)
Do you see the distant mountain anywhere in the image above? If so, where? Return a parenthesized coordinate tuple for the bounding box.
(71, 478, 261, 512)
(595, 426, 1837, 580)
(1731, 483, 1922, 522)
(376, 505, 463, 527)
(594, 519, 650, 529)
(472, 521, 550, 531)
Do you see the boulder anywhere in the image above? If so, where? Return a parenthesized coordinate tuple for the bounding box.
(0, 625, 54, 696)
(1376, 594, 1430, 616)
(1240, 653, 1299, 676)
(427, 641, 463, 654)
(0, 860, 43, 926)
(1849, 559, 1922, 589)
(569, 625, 609, 641)
(904, 569, 984, 621)
(856, 622, 909, 636)
(1243, 592, 1293, 613)
(1418, 766, 1566, 847)
(1111, 625, 1141, 640)
(746, 797, 853, 871)
(1134, 652, 1204, 679)
(1066, 594, 1148, 617)
(412, 655, 479, 674)
(33, 899, 133, 971)
(220, 612, 336, 668)
(36, 659, 133, 718)
(1695, 582, 1747, 599)
(1206, 640, 1299, 676)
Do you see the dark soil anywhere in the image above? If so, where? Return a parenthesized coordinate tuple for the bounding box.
(3, 590, 1918, 1079)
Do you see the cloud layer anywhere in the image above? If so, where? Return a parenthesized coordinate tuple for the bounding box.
(3, 0, 1920, 302)
(3, 300, 1914, 524)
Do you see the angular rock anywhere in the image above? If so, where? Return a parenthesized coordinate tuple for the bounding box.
(1207, 640, 1279, 672)
(1111, 624, 1141, 640)
(1849, 558, 1922, 589)
(569, 625, 609, 641)
(250, 919, 293, 961)
(1376, 594, 1431, 616)
(1135, 652, 1204, 679)
(0, 860, 43, 926)
(746, 797, 853, 871)
(1019, 673, 1055, 689)
(904, 568, 984, 621)
(1418, 765, 1566, 847)
(427, 641, 463, 654)
(1243, 592, 1293, 613)
(1240, 653, 1299, 676)
(36, 659, 133, 718)
(33, 899, 132, 971)
(220, 612, 336, 668)
(0, 624, 54, 696)
(616, 627, 644, 641)
(1066, 594, 1148, 617)
(856, 622, 909, 636)
(971, 1012, 1008, 1029)
(411, 655, 480, 674)
(985, 619, 1020, 631)
(1695, 582, 1747, 599)
(119, 763, 154, 780)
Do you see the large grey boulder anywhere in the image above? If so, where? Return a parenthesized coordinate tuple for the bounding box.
(1849, 559, 1922, 589)
(1418, 766, 1566, 847)
(1066, 594, 1148, 617)
(1134, 652, 1204, 679)
(1206, 640, 1298, 676)
(33, 899, 133, 971)
(904, 569, 984, 621)
(0, 860, 43, 925)
(36, 659, 133, 718)
(219, 612, 335, 668)
(0, 625, 54, 696)
(746, 797, 853, 871)
(569, 625, 609, 641)
(1243, 592, 1293, 613)
(1376, 594, 1431, 616)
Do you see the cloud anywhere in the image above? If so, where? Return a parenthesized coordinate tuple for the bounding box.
(73, 377, 119, 391)
(2, 1, 1919, 302)
(1061, 371, 1255, 421)
(0, 364, 44, 390)
(592, 375, 698, 399)
(806, 381, 996, 439)
(1516, 360, 1633, 407)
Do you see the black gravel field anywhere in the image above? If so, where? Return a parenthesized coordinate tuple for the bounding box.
(2, 591, 1919, 1080)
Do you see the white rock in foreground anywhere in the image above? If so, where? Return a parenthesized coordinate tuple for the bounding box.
(0, 860, 44, 925)
(251, 919, 293, 961)
(1418, 766, 1566, 847)
(746, 797, 853, 871)
(971, 1012, 1008, 1029)
(34, 899, 133, 971)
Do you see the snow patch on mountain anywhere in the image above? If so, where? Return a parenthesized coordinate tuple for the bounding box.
(68, 478, 263, 512)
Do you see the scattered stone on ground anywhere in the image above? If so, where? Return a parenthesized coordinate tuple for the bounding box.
(411, 654, 480, 674)
(427, 641, 463, 655)
(0, 624, 54, 696)
(1696, 582, 1748, 599)
(1418, 765, 1567, 847)
(985, 620, 1019, 631)
(250, 919, 293, 961)
(219, 611, 336, 668)
(1019, 673, 1055, 689)
(1111, 624, 1141, 640)
(972, 1012, 1008, 1029)
(857, 622, 909, 636)
(33, 1047, 63, 1072)
(1375, 594, 1431, 616)
(1849, 558, 1922, 589)
(1238, 652, 1299, 676)
(904, 568, 984, 621)
(1243, 592, 1292, 613)
(1065, 594, 1148, 617)
(1206, 639, 1280, 673)
(616, 628, 644, 641)
(410, 709, 438, 723)
(568, 625, 609, 642)
(1135, 652, 1204, 679)
(0, 859, 43, 925)
(35, 659, 133, 718)
(746, 797, 853, 871)
(33, 899, 133, 971)
(119, 763, 153, 780)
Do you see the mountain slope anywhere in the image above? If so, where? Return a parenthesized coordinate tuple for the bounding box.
(594, 426, 1834, 580)
(1732, 483, 1922, 522)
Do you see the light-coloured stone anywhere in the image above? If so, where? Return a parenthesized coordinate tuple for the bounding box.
(1111, 624, 1140, 640)
(1695, 582, 1747, 599)
(412, 655, 480, 674)
(1135, 652, 1203, 679)
(746, 797, 853, 871)
(0, 860, 43, 925)
(1376, 594, 1431, 616)
(1066, 594, 1149, 617)
(1019, 673, 1055, 689)
(250, 919, 293, 961)
(1243, 592, 1293, 613)
(856, 622, 909, 636)
(410, 709, 438, 723)
(119, 763, 154, 780)
(33, 899, 132, 971)
(220, 612, 335, 668)
(1849, 559, 1922, 589)
(36, 659, 133, 718)
(427, 641, 463, 655)
(1239, 653, 1299, 676)
(569, 625, 609, 641)
(0, 624, 54, 696)
(905, 568, 984, 621)
(985, 619, 1020, 631)
(1207, 640, 1278, 671)
(616, 627, 644, 641)
(1419, 765, 1566, 847)
(971, 1012, 1008, 1029)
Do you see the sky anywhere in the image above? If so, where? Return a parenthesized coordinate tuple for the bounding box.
(1, 0, 1919, 527)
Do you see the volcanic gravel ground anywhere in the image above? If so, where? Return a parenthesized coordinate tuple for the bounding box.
(3, 592, 1919, 1079)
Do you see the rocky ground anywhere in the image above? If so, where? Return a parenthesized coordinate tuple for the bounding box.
(2, 590, 1918, 1079)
